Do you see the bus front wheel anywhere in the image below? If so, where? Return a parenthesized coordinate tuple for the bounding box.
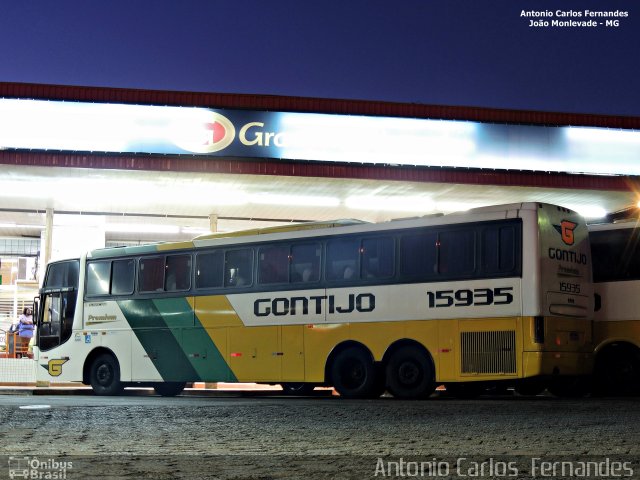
(385, 346, 435, 399)
(90, 353, 123, 396)
(330, 346, 379, 398)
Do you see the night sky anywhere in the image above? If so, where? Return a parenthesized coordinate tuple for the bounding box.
(1, 0, 638, 116)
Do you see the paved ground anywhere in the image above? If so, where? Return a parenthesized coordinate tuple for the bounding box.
(1, 392, 639, 479)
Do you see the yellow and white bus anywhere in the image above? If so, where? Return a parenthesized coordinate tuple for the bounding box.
(34, 202, 593, 398)
(590, 219, 640, 395)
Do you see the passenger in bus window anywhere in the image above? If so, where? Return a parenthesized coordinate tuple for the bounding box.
(235, 271, 247, 287)
(342, 265, 355, 280)
(302, 267, 314, 282)
(227, 267, 247, 287)
(165, 272, 177, 291)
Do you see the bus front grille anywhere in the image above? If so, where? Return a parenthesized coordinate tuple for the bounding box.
(460, 330, 516, 375)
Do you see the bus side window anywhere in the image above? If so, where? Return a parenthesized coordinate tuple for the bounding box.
(592, 229, 640, 282)
(291, 243, 320, 283)
(196, 251, 224, 289)
(225, 249, 254, 288)
(111, 259, 135, 295)
(86, 261, 111, 296)
(438, 230, 475, 276)
(326, 238, 359, 282)
(139, 257, 165, 292)
(165, 255, 191, 291)
(259, 245, 289, 284)
(483, 226, 516, 274)
(400, 231, 437, 278)
(361, 237, 394, 279)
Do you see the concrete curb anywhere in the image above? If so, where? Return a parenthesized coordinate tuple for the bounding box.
(0, 386, 334, 397)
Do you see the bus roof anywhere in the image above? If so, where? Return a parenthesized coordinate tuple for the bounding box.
(86, 202, 563, 259)
(87, 220, 367, 259)
(193, 219, 367, 241)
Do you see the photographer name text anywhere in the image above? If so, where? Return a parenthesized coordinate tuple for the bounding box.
(521, 9, 628, 28)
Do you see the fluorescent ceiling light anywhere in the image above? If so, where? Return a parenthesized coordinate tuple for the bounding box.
(0, 223, 44, 229)
(54, 214, 105, 227)
(279, 112, 476, 166)
(0, 99, 216, 153)
(105, 224, 180, 234)
(435, 202, 474, 213)
(179, 184, 248, 206)
(346, 195, 435, 212)
(181, 227, 210, 235)
(249, 194, 340, 207)
(565, 127, 640, 144)
(566, 205, 607, 219)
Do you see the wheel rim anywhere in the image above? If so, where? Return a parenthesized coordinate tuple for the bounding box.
(397, 360, 422, 386)
(96, 363, 113, 387)
(341, 358, 366, 389)
(614, 359, 635, 383)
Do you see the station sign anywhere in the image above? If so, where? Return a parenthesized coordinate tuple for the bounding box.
(0, 98, 638, 175)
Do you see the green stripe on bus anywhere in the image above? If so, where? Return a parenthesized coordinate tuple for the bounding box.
(191, 314, 237, 382)
(152, 297, 236, 382)
(118, 299, 200, 382)
(118, 298, 236, 382)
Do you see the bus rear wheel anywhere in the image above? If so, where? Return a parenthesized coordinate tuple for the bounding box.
(90, 353, 122, 396)
(330, 346, 379, 398)
(594, 346, 640, 396)
(385, 346, 435, 399)
(153, 382, 187, 397)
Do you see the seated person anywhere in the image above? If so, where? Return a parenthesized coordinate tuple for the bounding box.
(342, 265, 355, 280)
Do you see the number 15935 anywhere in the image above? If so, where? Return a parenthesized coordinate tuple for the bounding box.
(427, 287, 514, 308)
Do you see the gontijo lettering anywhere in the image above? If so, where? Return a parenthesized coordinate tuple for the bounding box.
(548, 248, 588, 265)
(254, 293, 375, 316)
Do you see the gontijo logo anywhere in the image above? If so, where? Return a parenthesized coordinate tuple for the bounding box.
(172, 111, 236, 154)
(553, 220, 577, 246)
(41, 359, 68, 377)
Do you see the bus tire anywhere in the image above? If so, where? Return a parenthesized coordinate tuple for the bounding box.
(385, 345, 435, 399)
(281, 383, 315, 395)
(153, 382, 186, 397)
(594, 346, 640, 396)
(90, 353, 123, 396)
(330, 346, 378, 398)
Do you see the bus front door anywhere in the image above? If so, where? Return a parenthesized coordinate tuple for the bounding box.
(37, 289, 76, 352)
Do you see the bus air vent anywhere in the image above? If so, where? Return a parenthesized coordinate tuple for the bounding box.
(460, 331, 517, 375)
